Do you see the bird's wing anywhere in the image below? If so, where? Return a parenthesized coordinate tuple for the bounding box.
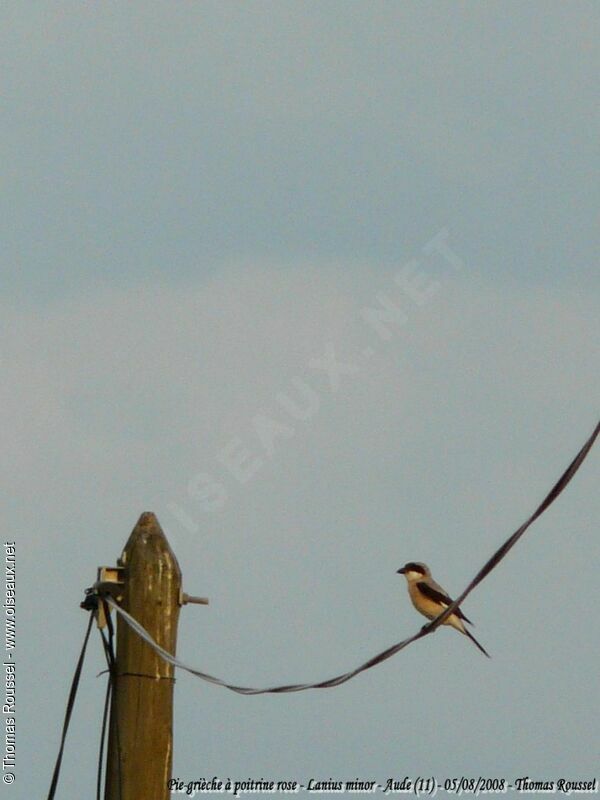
(416, 581, 473, 625)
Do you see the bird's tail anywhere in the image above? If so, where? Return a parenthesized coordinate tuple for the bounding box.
(463, 627, 491, 658)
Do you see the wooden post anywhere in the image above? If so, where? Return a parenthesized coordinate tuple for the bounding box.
(105, 512, 182, 800)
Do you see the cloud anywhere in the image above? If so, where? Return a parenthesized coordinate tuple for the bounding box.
(4, 261, 597, 539)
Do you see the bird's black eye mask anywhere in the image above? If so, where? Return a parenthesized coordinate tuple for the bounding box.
(398, 562, 427, 575)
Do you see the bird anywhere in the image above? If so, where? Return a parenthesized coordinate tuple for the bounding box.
(397, 562, 490, 657)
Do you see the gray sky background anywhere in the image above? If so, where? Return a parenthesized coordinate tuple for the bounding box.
(3, 3, 599, 798)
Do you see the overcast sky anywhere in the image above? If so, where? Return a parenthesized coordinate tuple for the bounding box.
(3, 3, 599, 798)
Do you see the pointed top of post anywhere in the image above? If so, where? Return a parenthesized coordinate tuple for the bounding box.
(136, 510, 161, 528)
(120, 512, 181, 579)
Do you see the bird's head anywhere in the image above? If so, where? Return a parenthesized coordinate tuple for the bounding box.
(396, 562, 431, 581)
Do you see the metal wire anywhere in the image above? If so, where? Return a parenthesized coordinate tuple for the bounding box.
(98, 599, 122, 800)
(46, 613, 95, 800)
(105, 419, 599, 695)
(96, 642, 112, 800)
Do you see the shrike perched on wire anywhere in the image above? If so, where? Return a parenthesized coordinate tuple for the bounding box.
(397, 562, 490, 658)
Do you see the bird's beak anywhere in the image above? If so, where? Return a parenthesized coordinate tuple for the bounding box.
(396, 567, 405, 574)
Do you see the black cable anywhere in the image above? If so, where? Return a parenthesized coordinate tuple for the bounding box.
(96, 664, 112, 800)
(107, 418, 599, 694)
(46, 612, 95, 800)
(98, 599, 122, 800)
(428, 418, 600, 632)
